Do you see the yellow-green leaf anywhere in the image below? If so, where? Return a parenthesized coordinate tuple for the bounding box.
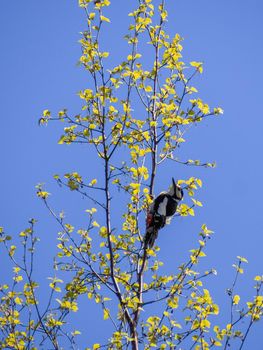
(103, 308, 110, 320)
(233, 294, 240, 305)
(100, 15, 110, 23)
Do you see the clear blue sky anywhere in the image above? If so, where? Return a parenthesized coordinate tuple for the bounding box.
(1, 1, 263, 349)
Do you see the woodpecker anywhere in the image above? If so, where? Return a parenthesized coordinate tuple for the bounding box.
(144, 178, 183, 248)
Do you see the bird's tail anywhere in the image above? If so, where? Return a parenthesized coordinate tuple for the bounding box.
(144, 226, 159, 249)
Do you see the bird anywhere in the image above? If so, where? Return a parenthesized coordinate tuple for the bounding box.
(144, 178, 183, 248)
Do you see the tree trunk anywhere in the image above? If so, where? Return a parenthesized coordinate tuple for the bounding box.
(131, 327, 139, 350)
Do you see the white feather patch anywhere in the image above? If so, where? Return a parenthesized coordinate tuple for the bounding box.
(157, 197, 168, 216)
(165, 216, 172, 225)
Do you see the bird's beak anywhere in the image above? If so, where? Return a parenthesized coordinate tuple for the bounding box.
(172, 177, 183, 200)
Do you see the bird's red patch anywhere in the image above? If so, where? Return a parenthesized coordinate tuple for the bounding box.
(146, 213, 153, 227)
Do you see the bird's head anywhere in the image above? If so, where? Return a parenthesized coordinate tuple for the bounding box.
(169, 178, 183, 201)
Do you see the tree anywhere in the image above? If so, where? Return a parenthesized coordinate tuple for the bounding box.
(0, 0, 262, 349)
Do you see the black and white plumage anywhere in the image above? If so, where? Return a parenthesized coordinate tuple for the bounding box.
(144, 178, 183, 248)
